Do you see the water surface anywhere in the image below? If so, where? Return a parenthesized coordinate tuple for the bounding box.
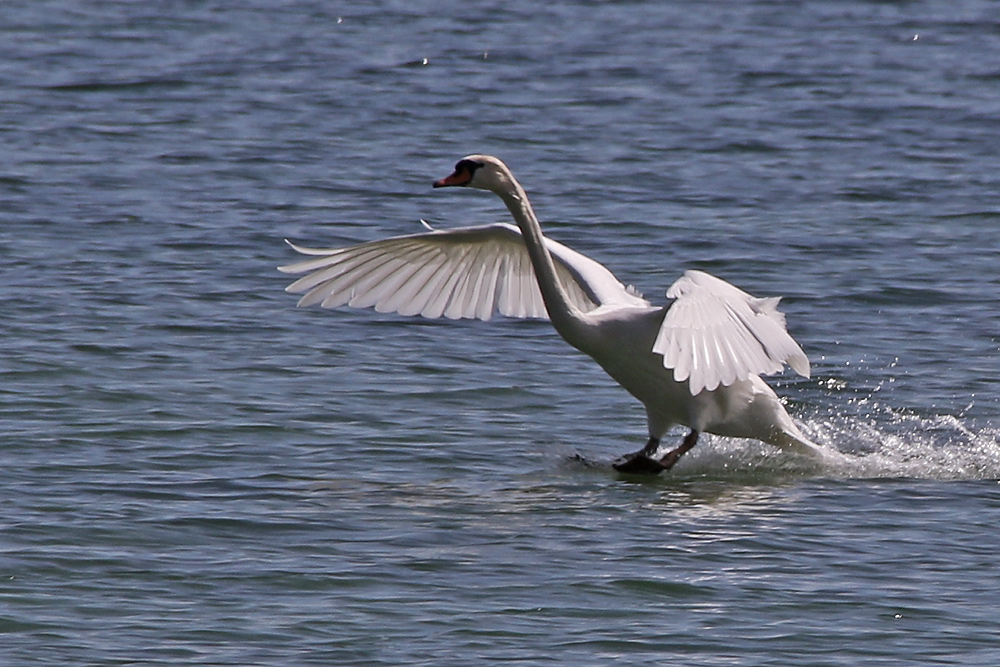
(3, 1, 1000, 664)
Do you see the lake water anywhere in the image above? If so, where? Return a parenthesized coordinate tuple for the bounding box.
(3, 1, 1000, 664)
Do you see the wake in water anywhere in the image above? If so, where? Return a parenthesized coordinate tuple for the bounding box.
(565, 407, 1000, 482)
(798, 407, 1000, 481)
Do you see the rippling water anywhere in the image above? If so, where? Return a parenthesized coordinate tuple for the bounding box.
(3, 1, 1000, 664)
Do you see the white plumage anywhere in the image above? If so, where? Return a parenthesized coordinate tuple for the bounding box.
(281, 222, 644, 320)
(654, 269, 810, 395)
(281, 155, 831, 473)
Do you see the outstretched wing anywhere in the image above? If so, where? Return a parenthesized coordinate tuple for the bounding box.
(279, 223, 648, 321)
(652, 270, 810, 394)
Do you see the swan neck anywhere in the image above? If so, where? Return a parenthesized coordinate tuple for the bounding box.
(496, 182, 589, 342)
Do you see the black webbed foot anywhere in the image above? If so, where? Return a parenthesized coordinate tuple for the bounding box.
(612, 454, 668, 475)
(612, 431, 700, 475)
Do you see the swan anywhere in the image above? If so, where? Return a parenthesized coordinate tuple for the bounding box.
(279, 155, 828, 474)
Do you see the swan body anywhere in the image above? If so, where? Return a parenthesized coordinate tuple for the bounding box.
(280, 155, 827, 472)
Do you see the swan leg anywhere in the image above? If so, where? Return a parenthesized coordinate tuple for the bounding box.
(658, 430, 699, 470)
(615, 437, 659, 461)
(613, 431, 699, 475)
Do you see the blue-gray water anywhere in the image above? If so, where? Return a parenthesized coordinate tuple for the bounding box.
(3, 1, 1000, 664)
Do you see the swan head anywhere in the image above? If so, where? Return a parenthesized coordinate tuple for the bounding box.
(433, 155, 514, 193)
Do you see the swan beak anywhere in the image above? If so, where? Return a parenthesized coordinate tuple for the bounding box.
(433, 166, 473, 188)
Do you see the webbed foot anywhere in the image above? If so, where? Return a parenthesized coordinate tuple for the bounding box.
(612, 431, 700, 475)
(612, 454, 668, 475)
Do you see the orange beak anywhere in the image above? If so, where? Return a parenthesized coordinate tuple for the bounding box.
(433, 165, 473, 188)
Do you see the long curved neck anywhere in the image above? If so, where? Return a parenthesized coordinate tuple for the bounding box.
(494, 179, 591, 346)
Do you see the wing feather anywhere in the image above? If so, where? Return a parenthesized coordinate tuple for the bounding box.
(344, 245, 431, 309)
(653, 270, 810, 394)
(442, 244, 479, 319)
(280, 223, 649, 321)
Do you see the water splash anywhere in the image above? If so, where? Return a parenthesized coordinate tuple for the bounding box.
(571, 408, 1000, 484)
(799, 408, 1000, 481)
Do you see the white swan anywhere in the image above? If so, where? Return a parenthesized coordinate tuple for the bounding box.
(280, 155, 827, 474)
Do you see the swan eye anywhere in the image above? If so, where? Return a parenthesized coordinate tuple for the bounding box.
(456, 159, 483, 174)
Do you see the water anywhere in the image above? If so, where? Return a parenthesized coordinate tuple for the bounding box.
(3, 0, 1000, 664)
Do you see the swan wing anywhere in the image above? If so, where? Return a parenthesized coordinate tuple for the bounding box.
(652, 270, 810, 394)
(279, 223, 646, 321)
